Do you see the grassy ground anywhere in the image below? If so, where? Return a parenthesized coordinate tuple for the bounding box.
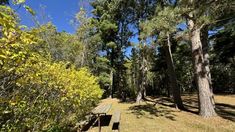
(87, 94, 235, 132)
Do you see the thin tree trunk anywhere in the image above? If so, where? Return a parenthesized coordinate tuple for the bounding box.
(188, 19, 217, 117)
(109, 69, 113, 98)
(81, 51, 85, 66)
(109, 49, 115, 98)
(142, 55, 147, 98)
(163, 33, 184, 110)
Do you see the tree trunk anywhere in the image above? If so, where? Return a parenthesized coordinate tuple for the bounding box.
(136, 57, 147, 104)
(136, 45, 148, 104)
(109, 69, 114, 98)
(136, 55, 143, 104)
(163, 33, 184, 110)
(201, 26, 215, 108)
(136, 88, 143, 104)
(188, 19, 217, 117)
(136, 23, 147, 104)
(109, 48, 115, 98)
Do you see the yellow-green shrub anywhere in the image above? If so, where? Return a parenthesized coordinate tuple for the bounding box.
(1, 5, 103, 131)
(1, 55, 103, 131)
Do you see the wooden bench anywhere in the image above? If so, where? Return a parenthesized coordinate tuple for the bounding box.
(112, 110, 121, 131)
(92, 104, 112, 115)
(91, 104, 112, 132)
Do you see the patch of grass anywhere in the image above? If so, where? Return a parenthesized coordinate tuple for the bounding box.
(88, 95, 235, 132)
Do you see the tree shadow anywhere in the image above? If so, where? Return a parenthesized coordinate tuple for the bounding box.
(128, 104, 177, 121)
(181, 95, 199, 114)
(127, 95, 235, 122)
(216, 103, 235, 122)
(182, 95, 235, 122)
(81, 115, 112, 131)
(145, 96, 198, 114)
(118, 98, 136, 104)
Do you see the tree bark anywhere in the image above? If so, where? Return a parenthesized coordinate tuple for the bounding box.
(109, 69, 114, 98)
(136, 63, 143, 104)
(201, 26, 215, 108)
(136, 45, 148, 104)
(188, 19, 217, 117)
(163, 33, 184, 110)
(109, 48, 115, 98)
(136, 22, 147, 104)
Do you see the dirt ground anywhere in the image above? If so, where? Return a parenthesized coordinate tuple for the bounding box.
(87, 94, 235, 132)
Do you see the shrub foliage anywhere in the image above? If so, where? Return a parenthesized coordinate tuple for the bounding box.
(0, 5, 103, 131)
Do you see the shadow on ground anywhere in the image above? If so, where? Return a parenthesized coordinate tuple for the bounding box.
(81, 115, 112, 131)
(129, 95, 235, 122)
(216, 103, 235, 122)
(118, 98, 136, 104)
(145, 96, 198, 114)
(128, 103, 177, 121)
(182, 95, 235, 122)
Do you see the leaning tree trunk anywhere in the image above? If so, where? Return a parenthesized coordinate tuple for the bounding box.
(188, 19, 217, 117)
(162, 33, 184, 110)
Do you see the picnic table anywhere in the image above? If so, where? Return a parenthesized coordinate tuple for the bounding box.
(92, 104, 112, 132)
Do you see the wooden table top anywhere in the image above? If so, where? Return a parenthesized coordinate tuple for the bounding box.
(92, 104, 112, 114)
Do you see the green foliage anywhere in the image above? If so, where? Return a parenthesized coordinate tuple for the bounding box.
(210, 22, 235, 93)
(90, 0, 134, 97)
(75, 9, 103, 68)
(173, 41, 194, 92)
(141, 6, 184, 41)
(23, 5, 35, 16)
(13, 0, 25, 4)
(31, 23, 84, 67)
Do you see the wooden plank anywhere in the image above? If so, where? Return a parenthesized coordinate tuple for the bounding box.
(97, 104, 106, 113)
(92, 104, 112, 114)
(92, 104, 105, 114)
(103, 104, 112, 113)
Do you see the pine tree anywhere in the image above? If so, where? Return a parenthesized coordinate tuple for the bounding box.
(141, 5, 185, 109)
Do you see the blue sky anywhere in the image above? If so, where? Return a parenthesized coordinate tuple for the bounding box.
(12, 1, 190, 57)
(12, 0, 134, 56)
(14, 0, 91, 33)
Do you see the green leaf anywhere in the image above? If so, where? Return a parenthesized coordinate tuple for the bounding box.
(14, 0, 25, 4)
(0, 54, 7, 59)
(23, 5, 36, 16)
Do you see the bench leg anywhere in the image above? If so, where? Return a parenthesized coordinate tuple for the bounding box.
(118, 123, 120, 132)
(98, 116, 101, 132)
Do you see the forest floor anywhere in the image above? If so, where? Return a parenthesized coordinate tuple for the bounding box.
(87, 94, 235, 132)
